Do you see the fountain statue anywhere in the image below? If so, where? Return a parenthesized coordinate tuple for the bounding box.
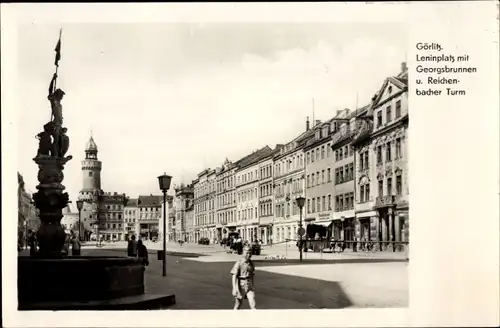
(31, 72, 73, 258)
(18, 31, 175, 310)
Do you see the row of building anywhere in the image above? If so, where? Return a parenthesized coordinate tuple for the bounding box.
(57, 62, 408, 248)
(190, 62, 409, 247)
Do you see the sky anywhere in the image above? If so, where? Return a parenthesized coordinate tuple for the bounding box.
(16, 23, 406, 206)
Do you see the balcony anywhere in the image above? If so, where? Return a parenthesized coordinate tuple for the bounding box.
(374, 195, 395, 208)
(351, 119, 373, 146)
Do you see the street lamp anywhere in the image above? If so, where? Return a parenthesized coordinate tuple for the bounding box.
(158, 173, 172, 277)
(76, 200, 84, 241)
(295, 196, 306, 262)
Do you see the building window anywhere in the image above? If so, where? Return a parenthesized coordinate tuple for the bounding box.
(386, 105, 392, 123)
(339, 148, 343, 160)
(377, 146, 383, 163)
(89, 171, 93, 177)
(378, 180, 384, 197)
(395, 100, 401, 118)
(349, 163, 354, 180)
(311, 150, 315, 163)
(396, 175, 402, 195)
(387, 177, 393, 196)
(321, 170, 325, 184)
(312, 198, 316, 212)
(316, 198, 321, 212)
(349, 193, 354, 209)
(349, 146, 354, 156)
(335, 150, 339, 161)
(327, 168, 331, 182)
(396, 138, 402, 159)
(327, 144, 331, 157)
(316, 172, 320, 185)
(335, 196, 340, 211)
(322, 196, 326, 211)
(365, 184, 370, 201)
(339, 167, 344, 183)
(321, 146, 325, 159)
(360, 186, 365, 203)
(307, 199, 311, 213)
(386, 142, 392, 161)
(377, 110, 383, 127)
(328, 195, 332, 210)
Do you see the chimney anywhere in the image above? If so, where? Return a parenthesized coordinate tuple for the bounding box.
(306, 116, 310, 131)
(315, 120, 321, 126)
(401, 62, 407, 73)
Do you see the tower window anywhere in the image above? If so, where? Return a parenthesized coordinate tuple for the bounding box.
(89, 172, 93, 177)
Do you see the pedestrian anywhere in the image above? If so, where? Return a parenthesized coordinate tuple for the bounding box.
(28, 230, 37, 256)
(71, 234, 81, 256)
(353, 234, 358, 252)
(62, 233, 70, 255)
(127, 235, 138, 257)
(137, 239, 149, 266)
(231, 246, 256, 310)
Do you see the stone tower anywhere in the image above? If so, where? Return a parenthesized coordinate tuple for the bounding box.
(79, 134, 101, 203)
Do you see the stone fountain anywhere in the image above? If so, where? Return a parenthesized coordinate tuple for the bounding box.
(17, 33, 175, 310)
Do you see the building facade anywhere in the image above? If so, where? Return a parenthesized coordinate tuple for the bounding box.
(193, 169, 217, 242)
(330, 109, 362, 244)
(304, 116, 342, 239)
(61, 205, 79, 235)
(235, 146, 273, 242)
(185, 202, 195, 242)
(137, 195, 162, 241)
(257, 147, 281, 244)
(352, 63, 409, 249)
(18, 172, 39, 239)
(98, 192, 127, 241)
(124, 198, 139, 240)
(172, 183, 194, 242)
(215, 159, 237, 241)
(273, 122, 315, 243)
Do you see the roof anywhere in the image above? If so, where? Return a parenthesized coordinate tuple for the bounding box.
(235, 146, 273, 171)
(86, 136, 98, 152)
(126, 198, 139, 207)
(138, 195, 163, 207)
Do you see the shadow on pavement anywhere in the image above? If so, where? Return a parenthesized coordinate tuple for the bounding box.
(146, 259, 353, 309)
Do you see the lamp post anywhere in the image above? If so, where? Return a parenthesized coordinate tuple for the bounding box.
(295, 196, 306, 262)
(158, 173, 172, 277)
(76, 200, 84, 241)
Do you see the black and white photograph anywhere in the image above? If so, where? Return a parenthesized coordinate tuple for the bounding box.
(2, 2, 499, 327)
(15, 21, 409, 311)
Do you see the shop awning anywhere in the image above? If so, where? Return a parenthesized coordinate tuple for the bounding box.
(309, 220, 333, 227)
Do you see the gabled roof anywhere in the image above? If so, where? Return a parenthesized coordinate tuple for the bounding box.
(371, 76, 408, 109)
(138, 195, 163, 207)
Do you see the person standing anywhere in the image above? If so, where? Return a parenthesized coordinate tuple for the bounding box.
(127, 235, 138, 257)
(230, 246, 256, 310)
(71, 234, 81, 256)
(28, 230, 37, 257)
(137, 239, 149, 266)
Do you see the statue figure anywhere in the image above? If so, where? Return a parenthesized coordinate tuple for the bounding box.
(48, 73, 65, 128)
(36, 122, 54, 157)
(58, 127, 69, 157)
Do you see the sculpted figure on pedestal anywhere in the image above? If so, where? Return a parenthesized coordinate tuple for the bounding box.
(36, 122, 54, 157)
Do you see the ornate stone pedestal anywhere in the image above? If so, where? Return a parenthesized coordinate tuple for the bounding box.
(32, 155, 71, 257)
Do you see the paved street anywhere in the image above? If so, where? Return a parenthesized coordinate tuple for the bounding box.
(74, 242, 408, 309)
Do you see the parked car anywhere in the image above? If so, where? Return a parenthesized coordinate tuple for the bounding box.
(198, 237, 210, 245)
